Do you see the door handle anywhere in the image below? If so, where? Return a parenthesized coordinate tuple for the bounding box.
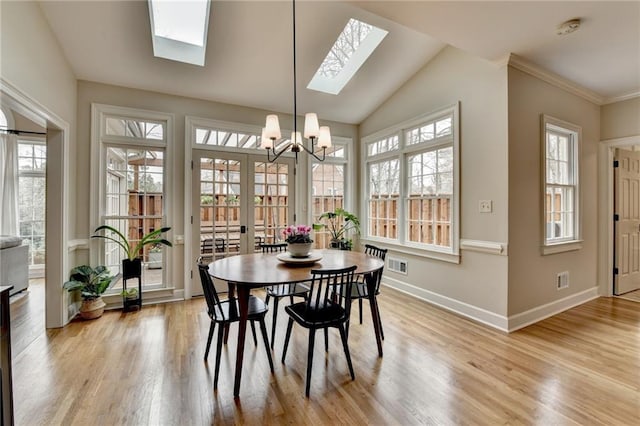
(240, 225, 246, 234)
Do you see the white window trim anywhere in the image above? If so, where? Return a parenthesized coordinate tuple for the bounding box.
(361, 103, 460, 263)
(540, 114, 582, 255)
(90, 103, 175, 289)
(307, 136, 354, 227)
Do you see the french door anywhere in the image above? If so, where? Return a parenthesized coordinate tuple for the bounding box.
(191, 149, 294, 294)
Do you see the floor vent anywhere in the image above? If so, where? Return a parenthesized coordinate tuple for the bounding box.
(388, 257, 408, 275)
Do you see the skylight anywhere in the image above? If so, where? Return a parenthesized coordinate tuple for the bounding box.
(148, 0, 211, 66)
(307, 18, 388, 95)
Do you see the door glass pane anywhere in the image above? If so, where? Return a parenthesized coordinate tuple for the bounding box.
(102, 147, 166, 291)
(254, 161, 289, 248)
(199, 158, 242, 261)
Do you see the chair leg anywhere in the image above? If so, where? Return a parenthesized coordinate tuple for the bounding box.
(338, 324, 355, 380)
(289, 295, 294, 304)
(204, 321, 215, 361)
(258, 318, 274, 373)
(345, 317, 351, 340)
(376, 299, 385, 340)
(305, 329, 316, 397)
(223, 324, 230, 344)
(270, 297, 280, 349)
(250, 320, 258, 346)
(265, 293, 271, 305)
(281, 318, 294, 363)
(213, 322, 225, 389)
(324, 328, 329, 352)
(359, 299, 363, 324)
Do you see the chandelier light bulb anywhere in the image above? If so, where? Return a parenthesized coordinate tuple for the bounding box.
(304, 113, 320, 139)
(260, 127, 273, 149)
(318, 126, 332, 148)
(265, 114, 281, 140)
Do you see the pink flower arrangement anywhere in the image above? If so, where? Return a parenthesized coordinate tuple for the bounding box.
(283, 224, 313, 244)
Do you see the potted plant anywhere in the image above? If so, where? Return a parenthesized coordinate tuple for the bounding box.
(92, 225, 172, 279)
(283, 224, 313, 257)
(63, 265, 116, 320)
(313, 208, 361, 250)
(121, 287, 139, 301)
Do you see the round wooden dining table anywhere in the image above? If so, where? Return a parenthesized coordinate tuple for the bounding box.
(208, 249, 385, 397)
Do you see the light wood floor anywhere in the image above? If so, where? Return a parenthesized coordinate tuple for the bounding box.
(616, 288, 640, 302)
(10, 281, 640, 425)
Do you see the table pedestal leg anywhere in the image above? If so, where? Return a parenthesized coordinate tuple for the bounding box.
(234, 285, 250, 397)
(366, 271, 383, 357)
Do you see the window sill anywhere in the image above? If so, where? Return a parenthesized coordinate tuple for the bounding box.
(361, 238, 460, 264)
(541, 240, 583, 255)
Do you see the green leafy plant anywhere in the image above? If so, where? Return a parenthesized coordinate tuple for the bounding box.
(313, 208, 360, 249)
(92, 225, 172, 261)
(63, 265, 116, 301)
(120, 287, 139, 299)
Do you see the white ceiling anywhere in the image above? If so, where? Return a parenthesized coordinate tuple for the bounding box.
(39, 1, 639, 125)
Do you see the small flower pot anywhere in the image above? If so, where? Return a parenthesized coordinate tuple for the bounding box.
(287, 242, 312, 258)
(122, 258, 142, 279)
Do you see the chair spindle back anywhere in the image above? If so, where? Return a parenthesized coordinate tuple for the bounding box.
(306, 265, 357, 316)
(197, 257, 225, 321)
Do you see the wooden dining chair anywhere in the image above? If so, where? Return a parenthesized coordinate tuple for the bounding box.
(349, 244, 388, 339)
(281, 265, 357, 397)
(196, 259, 274, 389)
(260, 242, 311, 349)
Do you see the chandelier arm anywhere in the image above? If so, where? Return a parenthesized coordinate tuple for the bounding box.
(297, 142, 327, 162)
(266, 141, 293, 162)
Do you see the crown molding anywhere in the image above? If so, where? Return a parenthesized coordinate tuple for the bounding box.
(603, 91, 640, 105)
(506, 53, 605, 105)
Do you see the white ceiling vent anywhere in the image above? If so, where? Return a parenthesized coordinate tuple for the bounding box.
(388, 257, 407, 275)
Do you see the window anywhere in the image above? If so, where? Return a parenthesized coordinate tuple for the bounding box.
(542, 115, 580, 251)
(363, 105, 459, 262)
(18, 141, 46, 269)
(92, 104, 173, 292)
(311, 141, 350, 248)
(368, 158, 400, 239)
(407, 146, 452, 246)
(148, 0, 210, 66)
(307, 18, 388, 95)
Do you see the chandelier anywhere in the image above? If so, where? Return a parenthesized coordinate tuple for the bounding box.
(260, 0, 331, 163)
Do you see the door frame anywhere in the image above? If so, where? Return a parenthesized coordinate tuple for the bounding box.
(1, 77, 71, 328)
(184, 116, 300, 299)
(598, 135, 640, 297)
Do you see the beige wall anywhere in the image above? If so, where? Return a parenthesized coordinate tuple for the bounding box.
(1, 0, 78, 327)
(600, 98, 640, 140)
(0, 1, 77, 124)
(507, 67, 600, 316)
(359, 46, 509, 316)
(76, 81, 358, 291)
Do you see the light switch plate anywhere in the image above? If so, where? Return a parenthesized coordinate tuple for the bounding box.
(479, 200, 492, 213)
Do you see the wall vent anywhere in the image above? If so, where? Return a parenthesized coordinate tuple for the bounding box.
(557, 271, 569, 289)
(388, 257, 408, 275)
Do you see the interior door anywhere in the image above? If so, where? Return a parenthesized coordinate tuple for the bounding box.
(614, 148, 640, 295)
(191, 149, 294, 295)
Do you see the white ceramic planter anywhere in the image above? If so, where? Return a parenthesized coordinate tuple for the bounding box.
(287, 242, 312, 258)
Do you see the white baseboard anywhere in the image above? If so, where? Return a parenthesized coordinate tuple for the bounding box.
(507, 287, 599, 332)
(382, 278, 599, 333)
(382, 277, 509, 332)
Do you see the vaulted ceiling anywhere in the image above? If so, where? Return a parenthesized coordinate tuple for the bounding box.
(39, 1, 640, 124)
